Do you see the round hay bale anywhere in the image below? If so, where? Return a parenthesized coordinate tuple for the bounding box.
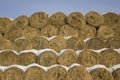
(112, 68, 120, 80)
(0, 38, 13, 50)
(37, 51, 57, 67)
(0, 50, 18, 66)
(50, 12, 66, 28)
(46, 66, 67, 80)
(78, 25, 96, 39)
(66, 66, 92, 80)
(25, 66, 46, 80)
(67, 37, 86, 50)
(0, 70, 3, 80)
(29, 12, 49, 29)
(6, 28, 23, 42)
(31, 36, 49, 50)
(90, 68, 114, 80)
(13, 38, 32, 52)
(22, 26, 39, 39)
(100, 49, 118, 67)
(58, 25, 79, 37)
(103, 12, 119, 27)
(0, 17, 12, 36)
(86, 37, 105, 50)
(49, 36, 67, 52)
(85, 11, 104, 27)
(3, 67, 24, 80)
(112, 24, 120, 38)
(13, 15, 29, 29)
(105, 37, 120, 49)
(58, 50, 78, 66)
(18, 52, 37, 65)
(77, 49, 101, 67)
(97, 25, 114, 39)
(40, 25, 58, 37)
(67, 12, 86, 29)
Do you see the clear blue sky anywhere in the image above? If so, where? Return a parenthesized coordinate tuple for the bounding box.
(0, 0, 120, 18)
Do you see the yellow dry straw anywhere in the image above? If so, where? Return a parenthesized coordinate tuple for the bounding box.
(66, 66, 92, 80)
(49, 36, 67, 52)
(0, 70, 3, 80)
(85, 11, 104, 27)
(40, 25, 58, 37)
(0, 38, 13, 50)
(31, 36, 49, 50)
(78, 25, 96, 39)
(25, 66, 46, 80)
(67, 37, 86, 50)
(0, 50, 18, 66)
(77, 49, 101, 67)
(13, 15, 29, 29)
(103, 12, 119, 27)
(29, 12, 49, 29)
(22, 26, 39, 40)
(100, 49, 119, 67)
(58, 50, 78, 66)
(105, 37, 120, 49)
(37, 51, 58, 67)
(67, 12, 86, 29)
(86, 37, 105, 50)
(46, 66, 67, 80)
(112, 68, 120, 80)
(58, 25, 79, 37)
(13, 38, 32, 52)
(3, 67, 24, 80)
(90, 68, 114, 80)
(18, 52, 37, 66)
(50, 12, 66, 28)
(6, 28, 23, 42)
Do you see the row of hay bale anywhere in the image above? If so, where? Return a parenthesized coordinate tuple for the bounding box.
(0, 64, 120, 80)
(0, 49, 120, 67)
(0, 36, 120, 52)
(0, 11, 120, 40)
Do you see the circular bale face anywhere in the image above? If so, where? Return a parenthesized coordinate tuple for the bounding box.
(18, 52, 37, 65)
(37, 51, 57, 67)
(49, 36, 67, 52)
(0, 17, 12, 36)
(22, 26, 39, 40)
(29, 12, 49, 29)
(58, 50, 78, 66)
(3, 67, 24, 80)
(67, 37, 86, 50)
(40, 25, 58, 37)
(103, 12, 119, 27)
(0, 70, 3, 80)
(46, 66, 67, 80)
(31, 36, 49, 50)
(100, 49, 118, 67)
(67, 12, 86, 29)
(50, 12, 66, 28)
(6, 28, 23, 42)
(25, 66, 46, 80)
(0, 38, 13, 50)
(97, 25, 114, 39)
(90, 68, 114, 80)
(112, 68, 120, 80)
(66, 66, 92, 80)
(0, 50, 18, 66)
(77, 49, 101, 67)
(13, 38, 32, 52)
(86, 38, 105, 50)
(105, 37, 120, 49)
(13, 15, 29, 29)
(85, 11, 104, 27)
(58, 25, 79, 37)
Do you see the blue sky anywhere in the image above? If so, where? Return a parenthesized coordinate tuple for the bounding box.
(0, 0, 120, 18)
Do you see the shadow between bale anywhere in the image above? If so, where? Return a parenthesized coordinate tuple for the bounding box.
(112, 68, 120, 80)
